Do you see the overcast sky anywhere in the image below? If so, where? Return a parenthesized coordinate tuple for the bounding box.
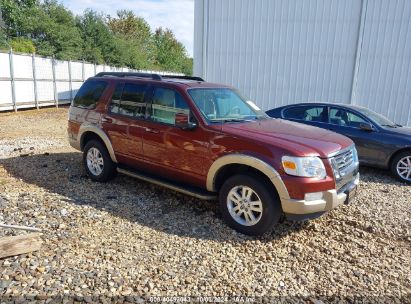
(60, 0, 194, 57)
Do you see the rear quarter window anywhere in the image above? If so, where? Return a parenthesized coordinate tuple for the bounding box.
(72, 80, 108, 109)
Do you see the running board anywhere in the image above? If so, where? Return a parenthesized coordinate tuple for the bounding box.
(117, 167, 217, 201)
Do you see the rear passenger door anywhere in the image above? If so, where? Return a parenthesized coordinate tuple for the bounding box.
(103, 82, 148, 163)
(282, 105, 327, 128)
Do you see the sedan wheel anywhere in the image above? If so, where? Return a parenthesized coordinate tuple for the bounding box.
(391, 151, 411, 184)
(396, 156, 411, 182)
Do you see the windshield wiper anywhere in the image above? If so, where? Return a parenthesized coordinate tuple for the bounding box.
(381, 124, 398, 128)
(253, 115, 269, 120)
(210, 118, 249, 123)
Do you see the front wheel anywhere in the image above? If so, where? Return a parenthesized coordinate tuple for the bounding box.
(219, 174, 282, 235)
(391, 151, 411, 184)
(83, 140, 117, 182)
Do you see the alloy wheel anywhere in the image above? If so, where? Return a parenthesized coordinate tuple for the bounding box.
(226, 185, 263, 226)
(86, 147, 104, 176)
(396, 156, 411, 181)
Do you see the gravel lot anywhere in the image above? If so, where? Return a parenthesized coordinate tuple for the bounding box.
(0, 107, 410, 302)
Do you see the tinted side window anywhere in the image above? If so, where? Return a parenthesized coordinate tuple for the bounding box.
(329, 108, 367, 128)
(73, 80, 108, 109)
(109, 83, 148, 117)
(283, 106, 326, 122)
(108, 83, 123, 114)
(151, 88, 189, 125)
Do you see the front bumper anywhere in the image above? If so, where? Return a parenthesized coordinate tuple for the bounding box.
(282, 173, 359, 221)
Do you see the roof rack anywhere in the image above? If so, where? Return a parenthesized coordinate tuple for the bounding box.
(162, 75, 205, 82)
(95, 72, 162, 80)
(95, 72, 205, 82)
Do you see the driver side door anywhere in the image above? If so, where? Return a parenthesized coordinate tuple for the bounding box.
(327, 107, 385, 165)
(140, 86, 210, 187)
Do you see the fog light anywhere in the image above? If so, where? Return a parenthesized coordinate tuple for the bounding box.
(304, 192, 324, 201)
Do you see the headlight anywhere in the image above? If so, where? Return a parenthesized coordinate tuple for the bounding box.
(353, 147, 359, 164)
(282, 156, 327, 179)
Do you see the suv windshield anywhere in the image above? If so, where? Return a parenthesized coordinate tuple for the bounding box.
(356, 107, 397, 127)
(188, 88, 268, 123)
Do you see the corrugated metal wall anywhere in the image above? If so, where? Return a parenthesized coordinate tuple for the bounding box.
(352, 0, 411, 126)
(194, 0, 411, 126)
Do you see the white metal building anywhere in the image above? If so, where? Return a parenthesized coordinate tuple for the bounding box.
(194, 0, 411, 126)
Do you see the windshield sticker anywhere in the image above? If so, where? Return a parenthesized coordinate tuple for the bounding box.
(246, 100, 261, 111)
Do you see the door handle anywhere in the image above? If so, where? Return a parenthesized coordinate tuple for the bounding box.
(145, 127, 160, 134)
(101, 117, 113, 123)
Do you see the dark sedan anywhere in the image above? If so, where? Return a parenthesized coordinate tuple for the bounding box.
(266, 103, 411, 183)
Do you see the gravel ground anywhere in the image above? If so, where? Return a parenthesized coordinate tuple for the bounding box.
(0, 107, 410, 302)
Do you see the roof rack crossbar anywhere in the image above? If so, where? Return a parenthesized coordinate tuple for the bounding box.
(95, 72, 162, 81)
(161, 75, 204, 82)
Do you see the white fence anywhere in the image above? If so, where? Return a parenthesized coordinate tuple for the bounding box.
(0, 50, 182, 112)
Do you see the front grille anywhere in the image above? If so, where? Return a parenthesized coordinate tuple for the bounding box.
(333, 149, 354, 171)
(329, 146, 359, 191)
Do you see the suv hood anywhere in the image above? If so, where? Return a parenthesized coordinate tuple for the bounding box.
(221, 118, 353, 157)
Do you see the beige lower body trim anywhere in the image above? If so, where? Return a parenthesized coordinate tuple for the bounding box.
(78, 123, 118, 163)
(282, 173, 359, 214)
(206, 154, 290, 200)
(281, 189, 347, 214)
(69, 138, 81, 151)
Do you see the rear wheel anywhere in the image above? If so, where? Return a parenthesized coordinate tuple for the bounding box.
(391, 151, 411, 184)
(219, 174, 281, 235)
(83, 140, 117, 182)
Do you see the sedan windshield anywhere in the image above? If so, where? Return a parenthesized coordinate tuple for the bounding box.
(356, 107, 398, 127)
(188, 88, 268, 123)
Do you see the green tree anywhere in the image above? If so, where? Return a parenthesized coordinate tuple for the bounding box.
(10, 37, 35, 53)
(76, 9, 118, 64)
(182, 57, 193, 76)
(0, 0, 82, 59)
(0, 33, 8, 50)
(0, 0, 37, 37)
(0, 1, 192, 74)
(107, 10, 154, 69)
(153, 27, 191, 74)
(38, 0, 83, 60)
(0, 4, 8, 49)
(107, 10, 151, 42)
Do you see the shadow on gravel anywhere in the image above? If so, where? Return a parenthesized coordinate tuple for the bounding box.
(1, 152, 330, 242)
(358, 165, 402, 186)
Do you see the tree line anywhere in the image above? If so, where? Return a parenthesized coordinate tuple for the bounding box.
(0, 0, 192, 74)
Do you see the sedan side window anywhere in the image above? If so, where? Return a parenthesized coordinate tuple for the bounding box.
(109, 83, 148, 118)
(329, 108, 367, 128)
(150, 87, 190, 125)
(283, 106, 326, 122)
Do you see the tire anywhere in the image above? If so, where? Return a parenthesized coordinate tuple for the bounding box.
(219, 174, 282, 236)
(83, 139, 117, 182)
(390, 151, 411, 184)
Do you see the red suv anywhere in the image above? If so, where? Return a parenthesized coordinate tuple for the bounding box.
(68, 72, 359, 235)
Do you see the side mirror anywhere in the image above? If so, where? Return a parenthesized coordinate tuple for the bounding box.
(175, 112, 197, 130)
(359, 122, 374, 132)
